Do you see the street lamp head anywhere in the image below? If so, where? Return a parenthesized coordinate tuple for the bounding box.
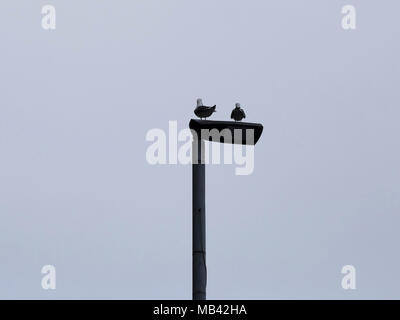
(189, 119, 263, 145)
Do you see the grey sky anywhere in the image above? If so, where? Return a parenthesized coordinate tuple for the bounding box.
(0, 1, 399, 299)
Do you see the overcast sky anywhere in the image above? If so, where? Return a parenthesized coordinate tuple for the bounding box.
(0, 0, 400, 299)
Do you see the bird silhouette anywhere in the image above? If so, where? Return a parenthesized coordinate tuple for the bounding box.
(194, 98, 216, 120)
(231, 103, 246, 121)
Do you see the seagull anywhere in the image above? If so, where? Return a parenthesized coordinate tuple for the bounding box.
(194, 98, 216, 120)
(231, 103, 246, 121)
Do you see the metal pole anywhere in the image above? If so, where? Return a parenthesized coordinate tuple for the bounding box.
(192, 139, 206, 300)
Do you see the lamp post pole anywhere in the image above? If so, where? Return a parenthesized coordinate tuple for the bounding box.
(189, 119, 263, 300)
(192, 138, 207, 300)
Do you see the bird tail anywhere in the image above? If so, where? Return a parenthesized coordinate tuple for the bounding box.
(212, 105, 216, 111)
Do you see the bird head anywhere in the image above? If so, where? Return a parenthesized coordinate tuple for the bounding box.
(196, 98, 203, 107)
(235, 103, 241, 109)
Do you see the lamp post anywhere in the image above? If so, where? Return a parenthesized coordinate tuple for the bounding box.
(192, 138, 206, 300)
(190, 119, 263, 300)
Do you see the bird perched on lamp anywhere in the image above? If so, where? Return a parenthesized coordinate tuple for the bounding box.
(231, 103, 246, 121)
(194, 98, 216, 120)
